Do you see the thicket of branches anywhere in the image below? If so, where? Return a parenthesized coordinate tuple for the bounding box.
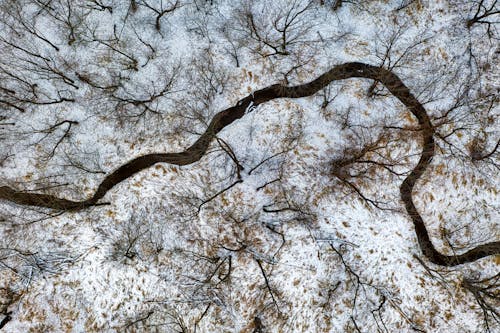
(0, 0, 498, 332)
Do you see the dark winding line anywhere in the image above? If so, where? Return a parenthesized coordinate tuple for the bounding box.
(0, 62, 498, 266)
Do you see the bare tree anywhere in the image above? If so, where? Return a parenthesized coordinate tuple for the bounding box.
(466, 0, 499, 38)
(137, 0, 182, 33)
(0, 1, 498, 332)
(233, 0, 316, 58)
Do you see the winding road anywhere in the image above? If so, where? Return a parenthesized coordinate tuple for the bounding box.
(0, 62, 499, 266)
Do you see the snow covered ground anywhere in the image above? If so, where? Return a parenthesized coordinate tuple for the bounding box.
(0, 0, 498, 332)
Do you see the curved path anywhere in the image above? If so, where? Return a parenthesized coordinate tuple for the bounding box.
(0, 62, 499, 266)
